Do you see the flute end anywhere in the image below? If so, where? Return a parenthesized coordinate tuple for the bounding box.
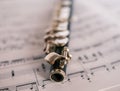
(50, 69, 65, 82)
(50, 73, 64, 82)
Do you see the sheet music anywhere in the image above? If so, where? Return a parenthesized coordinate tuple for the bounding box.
(1, 0, 120, 91)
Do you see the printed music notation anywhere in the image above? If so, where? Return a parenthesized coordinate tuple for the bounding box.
(1, 0, 120, 91)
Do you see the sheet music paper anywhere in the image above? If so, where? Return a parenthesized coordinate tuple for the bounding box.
(0, 0, 120, 91)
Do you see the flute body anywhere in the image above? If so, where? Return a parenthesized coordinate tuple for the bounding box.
(44, 0, 73, 82)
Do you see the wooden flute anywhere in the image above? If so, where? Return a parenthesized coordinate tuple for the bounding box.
(44, 0, 73, 82)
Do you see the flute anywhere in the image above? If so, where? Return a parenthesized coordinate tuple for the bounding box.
(44, 0, 73, 82)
